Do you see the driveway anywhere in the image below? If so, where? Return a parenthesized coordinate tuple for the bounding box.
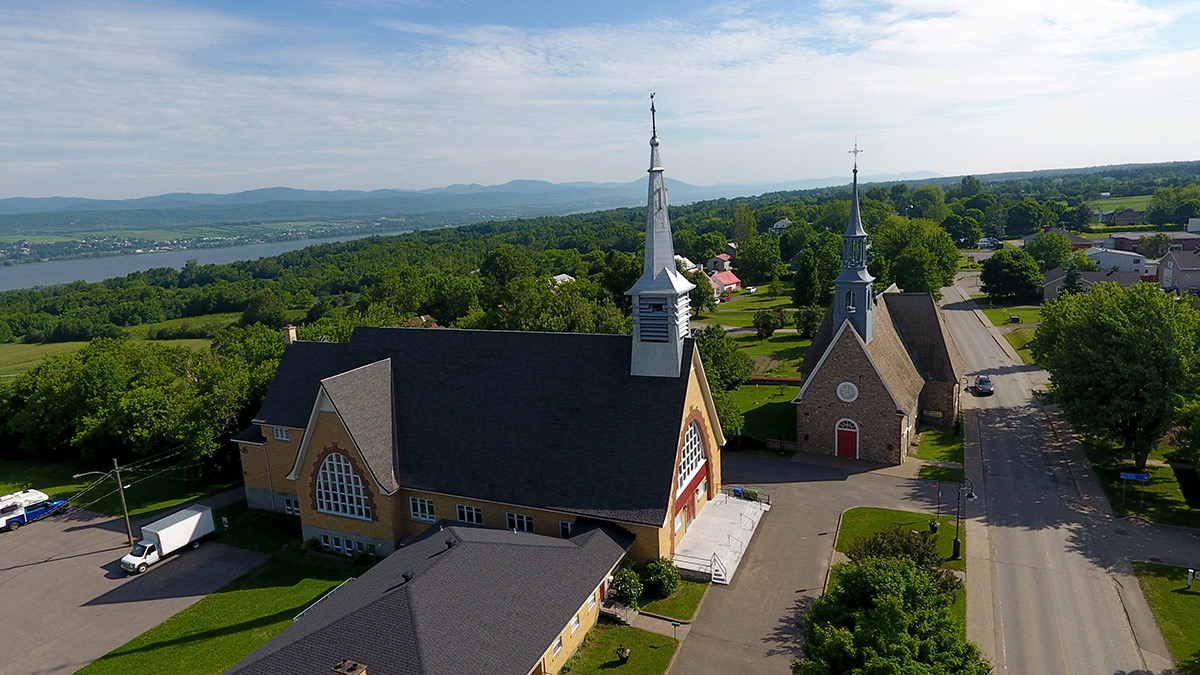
(0, 506, 266, 675)
(671, 453, 949, 674)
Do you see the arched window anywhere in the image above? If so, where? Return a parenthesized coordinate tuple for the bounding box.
(678, 422, 706, 492)
(845, 290, 855, 311)
(315, 452, 371, 521)
(837, 419, 858, 432)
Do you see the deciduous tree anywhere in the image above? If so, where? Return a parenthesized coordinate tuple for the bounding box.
(1025, 231, 1074, 271)
(981, 248, 1043, 301)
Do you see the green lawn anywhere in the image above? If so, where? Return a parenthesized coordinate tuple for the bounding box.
(0, 458, 238, 520)
(918, 465, 966, 483)
(1133, 562, 1200, 673)
(1088, 195, 1153, 211)
(561, 620, 678, 675)
(731, 385, 800, 442)
(1084, 445, 1200, 527)
(730, 332, 811, 377)
(123, 312, 240, 339)
(981, 306, 1041, 326)
(639, 580, 708, 622)
(0, 341, 91, 377)
(78, 550, 359, 675)
(1004, 327, 1037, 364)
(836, 507, 965, 572)
(914, 428, 964, 463)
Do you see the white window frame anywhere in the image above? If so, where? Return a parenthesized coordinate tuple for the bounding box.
(456, 504, 483, 524)
(410, 497, 436, 523)
(273, 427, 289, 442)
(552, 636, 563, 657)
(677, 422, 706, 496)
(674, 510, 684, 532)
(506, 512, 534, 532)
(560, 521, 573, 538)
(283, 496, 300, 516)
(570, 614, 581, 635)
(587, 593, 597, 612)
(315, 452, 372, 521)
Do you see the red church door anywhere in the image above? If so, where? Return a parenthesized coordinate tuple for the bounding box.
(836, 419, 858, 458)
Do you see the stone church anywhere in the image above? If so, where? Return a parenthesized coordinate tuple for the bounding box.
(793, 161, 965, 464)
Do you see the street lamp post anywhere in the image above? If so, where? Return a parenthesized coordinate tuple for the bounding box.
(74, 458, 134, 547)
(951, 477, 977, 561)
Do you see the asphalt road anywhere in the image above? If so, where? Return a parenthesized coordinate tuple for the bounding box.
(943, 274, 1147, 674)
(0, 506, 266, 675)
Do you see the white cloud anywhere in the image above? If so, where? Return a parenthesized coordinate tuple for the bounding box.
(0, 0, 1196, 198)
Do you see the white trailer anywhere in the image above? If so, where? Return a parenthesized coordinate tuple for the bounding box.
(120, 505, 215, 574)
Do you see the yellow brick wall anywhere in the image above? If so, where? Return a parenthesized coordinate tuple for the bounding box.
(238, 425, 304, 497)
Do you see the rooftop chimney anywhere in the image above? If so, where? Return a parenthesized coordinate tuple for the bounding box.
(332, 659, 367, 675)
(284, 325, 298, 345)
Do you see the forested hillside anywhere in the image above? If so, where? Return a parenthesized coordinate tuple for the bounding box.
(3, 162, 1200, 476)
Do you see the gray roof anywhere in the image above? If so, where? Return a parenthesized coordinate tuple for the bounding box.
(1043, 267, 1143, 288)
(245, 328, 695, 527)
(322, 359, 399, 493)
(883, 293, 966, 384)
(225, 520, 633, 675)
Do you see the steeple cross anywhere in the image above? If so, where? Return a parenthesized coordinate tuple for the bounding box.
(849, 141, 863, 170)
(650, 92, 657, 137)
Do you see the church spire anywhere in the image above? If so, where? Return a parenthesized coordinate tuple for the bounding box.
(626, 95, 695, 378)
(833, 141, 875, 343)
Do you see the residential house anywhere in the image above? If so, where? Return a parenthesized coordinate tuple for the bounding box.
(793, 162, 965, 465)
(711, 270, 741, 294)
(1160, 249, 1200, 293)
(226, 521, 632, 675)
(706, 253, 733, 273)
(1111, 208, 1148, 228)
(551, 273, 575, 285)
(674, 254, 699, 273)
(1110, 231, 1200, 254)
(1042, 267, 1143, 302)
(234, 119, 725, 564)
(1084, 247, 1145, 274)
(1021, 226, 1090, 251)
(1188, 218, 1200, 234)
(767, 218, 791, 236)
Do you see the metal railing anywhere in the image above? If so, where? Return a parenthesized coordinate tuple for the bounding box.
(293, 577, 356, 622)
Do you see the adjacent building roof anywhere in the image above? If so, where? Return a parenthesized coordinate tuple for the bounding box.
(1042, 267, 1143, 288)
(1021, 227, 1090, 248)
(712, 270, 741, 287)
(245, 328, 696, 527)
(226, 520, 633, 675)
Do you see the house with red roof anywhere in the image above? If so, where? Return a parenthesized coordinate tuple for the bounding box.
(711, 270, 741, 293)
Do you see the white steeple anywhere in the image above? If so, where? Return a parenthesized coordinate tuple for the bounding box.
(833, 143, 875, 343)
(626, 95, 694, 378)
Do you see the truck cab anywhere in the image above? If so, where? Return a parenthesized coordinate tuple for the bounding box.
(1, 489, 67, 531)
(121, 540, 161, 574)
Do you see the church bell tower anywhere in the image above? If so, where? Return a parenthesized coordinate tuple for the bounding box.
(832, 146, 875, 343)
(626, 95, 694, 378)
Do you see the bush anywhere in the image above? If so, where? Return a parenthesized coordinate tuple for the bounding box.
(610, 566, 643, 609)
(643, 557, 681, 600)
(845, 525, 960, 595)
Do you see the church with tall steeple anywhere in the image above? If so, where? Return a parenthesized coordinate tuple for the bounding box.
(792, 149, 965, 464)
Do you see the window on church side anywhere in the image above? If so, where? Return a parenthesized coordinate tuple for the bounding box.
(677, 422, 705, 495)
(410, 497, 435, 523)
(315, 452, 371, 521)
(845, 290, 855, 311)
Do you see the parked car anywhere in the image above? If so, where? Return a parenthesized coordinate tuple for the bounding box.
(1, 489, 68, 531)
(719, 294, 732, 302)
(120, 504, 216, 574)
(974, 375, 995, 396)
(745, 286, 757, 294)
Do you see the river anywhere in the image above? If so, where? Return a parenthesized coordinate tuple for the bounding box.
(0, 232, 408, 292)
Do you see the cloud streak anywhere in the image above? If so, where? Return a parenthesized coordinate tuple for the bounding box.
(0, 0, 1196, 198)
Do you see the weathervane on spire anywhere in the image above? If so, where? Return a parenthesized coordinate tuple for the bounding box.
(849, 137, 863, 172)
(650, 93, 657, 137)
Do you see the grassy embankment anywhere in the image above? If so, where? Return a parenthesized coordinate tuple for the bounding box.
(914, 427, 966, 484)
(1133, 562, 1200, 674)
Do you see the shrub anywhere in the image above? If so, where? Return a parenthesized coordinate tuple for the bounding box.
(610, 566, 643, 609)
(300, 537, 320, 552)
(643, 557, 681, 600)
(845, 524, 960, 595)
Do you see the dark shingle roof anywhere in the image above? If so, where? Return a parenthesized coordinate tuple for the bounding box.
(1043, 267, 1144, 288)
(322, 359, 398, 493)
(249, 328, 694, 526)
(225, 520, 632, 675)
(883, 293, 965, 383)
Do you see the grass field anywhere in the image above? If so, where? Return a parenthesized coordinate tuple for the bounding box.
(638, 580, 708, 622)
(915, 427, 964, 463)
(730, 332, 810, 377)
(1003, 327, 1037, 364)
(731, 384, 800, 442)
(0, 458, 238, 520)
(918, 465, 966, 483)
(1133, 562, 1200, 674)
(1088, 195, 1153, 211)
(981, 306, 1041, 326)
(78, 550, 359, 675)
(122, 312, 241, 339)
(1083, 445, 1200, 527)
(561, 620, 678, 675)
(836, 507, 965, 572)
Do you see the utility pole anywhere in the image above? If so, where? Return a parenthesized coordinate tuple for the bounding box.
(113, 458, 134, 547)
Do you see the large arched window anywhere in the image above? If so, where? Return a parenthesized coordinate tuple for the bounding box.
(315, 452, 371, 521)
(678, 422, 706, 494)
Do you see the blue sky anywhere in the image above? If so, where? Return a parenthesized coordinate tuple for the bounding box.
(1, 0, 1198, 199)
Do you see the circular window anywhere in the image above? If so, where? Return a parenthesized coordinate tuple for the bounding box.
(837, 382, 859, 403)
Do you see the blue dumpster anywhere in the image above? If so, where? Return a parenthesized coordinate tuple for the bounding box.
(733, 486, 743, 498)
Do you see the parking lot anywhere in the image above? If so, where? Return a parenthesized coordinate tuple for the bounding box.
(0, 506, 266, 675)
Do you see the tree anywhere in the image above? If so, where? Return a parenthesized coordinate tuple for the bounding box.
(686, 269, 716, 316)
(1062, 203, 1094, 230)
(792, 249, 819, 308)
(1032, 283, 1200, 470)
(643, 557, 681, 600)
(911, 185, 950, 223)
(733, 204, 757, 243)
(794, 557, 991, 675)
(695, 324, 753, 390)
(1005, 197, 1054, 237)
(1138, 232, 1173, 257)
(767, 275, 784, 299)
(959, 175, 984, 198)
(846, 525, 960, 596)
(981, 248, 1043, 301)
(240, 288, 287, 329)
(941, 213, 983, 249)
(753, 308, 787, 340)
(1025, 231, 1074, 271)
(869, 216, 960, 297)
(736, 235, 783, 285)
(711, 388, 745, 438)
(793, 306, 823, 338)
(481, 243, 536, 287)
(1062, 261, 1083, 295)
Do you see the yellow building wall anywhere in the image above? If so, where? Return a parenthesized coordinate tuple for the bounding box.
(538, 584, 607, 675)
(238, 425, 304, 498)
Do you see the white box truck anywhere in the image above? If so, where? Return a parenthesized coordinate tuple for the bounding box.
(120, 504, 216, 574)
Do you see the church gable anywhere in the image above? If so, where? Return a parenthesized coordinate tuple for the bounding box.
(796, 321, 901, 413)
